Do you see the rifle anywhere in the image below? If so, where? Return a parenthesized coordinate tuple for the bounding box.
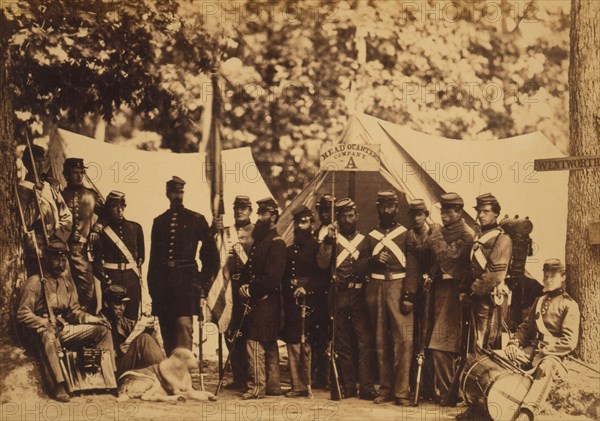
(327, 193, 343, 401)
(24, 134, 50, 248)
(16, 183, 70, 382)
(327, 271, 344, 400)
(298, 295, 314, 399)
(413, 273, 433, 406)
(198, 296, 206, 391)
(441, 306, 473, 406)
(215, 300, 251, 396)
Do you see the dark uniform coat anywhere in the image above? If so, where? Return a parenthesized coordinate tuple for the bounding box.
(94, 219, 145, 320)
(282, 235, 325, 344)
(425, 219, 474, 353)
(242, 228, 286, 343)
(224, 222, 254, 331)
(147, 206, 220, 318)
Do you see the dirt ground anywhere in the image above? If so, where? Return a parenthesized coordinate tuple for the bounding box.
(2, 341, 598, 421)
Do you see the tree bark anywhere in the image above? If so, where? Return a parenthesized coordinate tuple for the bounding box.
(0, 48, 23, 345)
(567, 0, 600, 363)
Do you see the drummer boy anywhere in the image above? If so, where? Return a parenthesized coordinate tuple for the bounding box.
(456, 258, 580, 421)
(505, 258, 580, 421)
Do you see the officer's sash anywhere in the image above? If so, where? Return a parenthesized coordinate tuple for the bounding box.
(336, 233, 365, 268)
(104, 226, 141, 278)
(470, 228, 502, 269)
(226, 226, 248, 264)
(369, 226, 407, 267)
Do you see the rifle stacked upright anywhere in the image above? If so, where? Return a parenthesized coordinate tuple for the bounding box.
(413, 273, 433, 406)
(327, 196, 343, 401)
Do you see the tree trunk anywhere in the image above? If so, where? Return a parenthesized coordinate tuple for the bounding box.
(0, 50, 23, 345)
(567, 0, 600, 363)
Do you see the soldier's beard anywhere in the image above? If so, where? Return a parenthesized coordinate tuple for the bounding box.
(252, 220, 272, 242)
(378, 212, 396, 228)
(338, 221, 356, 236)
(294, 228, 312, 246)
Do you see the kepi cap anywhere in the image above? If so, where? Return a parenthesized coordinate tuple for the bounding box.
(440, 192, 464, 208)
(408, 199, 428, 213)
(474, 193, 499, 209)
(46, 239, 69, 256)
(233, 195, 252, 207)
(63, 157, 87, 170)
(257, 197, 278, 213)
(292, 205, 313, 222)
(166, 176, 186, 192)
(376, 190, 398, 205)
(543, 258, 565, 273)
(335, 198, 356, 215)
(316, 194, 336, 210)
(106, 190, 126, 206)
(104, 284, 131, 302)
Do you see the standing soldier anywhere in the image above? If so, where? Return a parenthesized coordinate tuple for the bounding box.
(239, 198, 286, 400)
(282, 205, 323, 398)
(147, 176, 220, 355)
(404, 199, 435, 402)
(423, 193, 474, 404)
(93, 191, 145, 320)
(315, 195, 335, 241)
(312, 194, 335, 388)
(317, 198, 377, 400)
(460, 193, 512, 352)
(365, 190, 414, 406)
(17, 145, 72, 275)
(222, 195, 254, 390)
(61, 157, 104, 313)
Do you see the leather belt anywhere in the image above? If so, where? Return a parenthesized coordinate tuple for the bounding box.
(103, 262, 136, 271)
(337, 281, 363, 289)
(166, 260, 195, 268)
(371, 272, 406, 281)
(290, 277, 310, 287)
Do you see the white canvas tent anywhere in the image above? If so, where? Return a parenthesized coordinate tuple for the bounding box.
(278, 113, 568, 283)
(49, 128, 274, 320)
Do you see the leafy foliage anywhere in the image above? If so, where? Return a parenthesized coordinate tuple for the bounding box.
(3, 0, 570, 202)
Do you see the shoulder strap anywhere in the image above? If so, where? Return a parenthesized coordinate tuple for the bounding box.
(471, 228, 503, 269)
(336, 233, 365, 268)
(227, 226, 248, 264)
(369, 226, 407, 267)
(534, 295, 554, 340)
(104, 226, 141, 277)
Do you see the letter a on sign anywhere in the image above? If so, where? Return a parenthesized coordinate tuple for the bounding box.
(345, 157, 358, 169)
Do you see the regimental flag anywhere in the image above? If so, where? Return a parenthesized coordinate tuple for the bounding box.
(203, 73, 233, 333)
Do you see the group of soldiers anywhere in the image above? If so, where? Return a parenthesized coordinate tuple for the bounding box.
(14, 145, 580, 421)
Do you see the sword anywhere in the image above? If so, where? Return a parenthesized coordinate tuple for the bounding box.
(298, 296, 314, 399)
(215, 300, 252, 396)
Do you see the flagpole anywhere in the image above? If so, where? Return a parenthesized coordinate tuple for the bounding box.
(210, 70, 226, 384)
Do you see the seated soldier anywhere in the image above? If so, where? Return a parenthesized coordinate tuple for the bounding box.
(102, 285, 165, 375)
(17, 240, 113, 402)
(456, 258, 580, 421)
(507, 259, 580, 421)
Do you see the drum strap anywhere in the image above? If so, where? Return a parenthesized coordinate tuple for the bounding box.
(534, 296, 553, 341)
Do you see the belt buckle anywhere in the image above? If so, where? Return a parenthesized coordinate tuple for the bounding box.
(119, 263, 126, 271)
(348, 282, 355, 289)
